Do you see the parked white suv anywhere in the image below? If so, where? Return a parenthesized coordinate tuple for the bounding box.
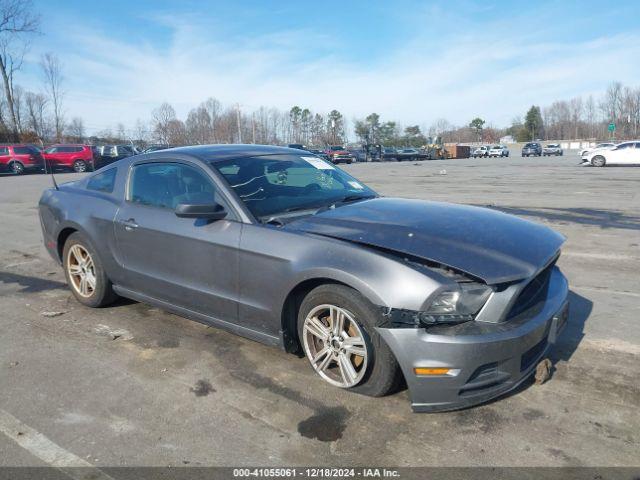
(584, 141, 640, 166)
(488, 145, 509, 157)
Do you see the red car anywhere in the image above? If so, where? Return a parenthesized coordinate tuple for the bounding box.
(43, 144, 95, 173)
(323, 145, 354, 164)
(0, 144, 44, 175)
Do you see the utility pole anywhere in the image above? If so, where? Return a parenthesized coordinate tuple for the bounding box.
(235, 103, 242, 143)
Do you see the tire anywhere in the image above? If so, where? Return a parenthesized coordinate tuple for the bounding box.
(62, 232, 118, 307)
(591, 155, 606, 167)
(9, 161, 24, 175)
(73, 160, 87, 173)
(297, 284, 402, 397)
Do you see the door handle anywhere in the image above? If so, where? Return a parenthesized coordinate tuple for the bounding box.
(120, 218, 139, 231)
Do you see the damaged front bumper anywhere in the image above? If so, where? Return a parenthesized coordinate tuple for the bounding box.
(376, 267, 569, 412)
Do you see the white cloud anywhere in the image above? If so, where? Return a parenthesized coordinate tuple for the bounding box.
(20, 12, 640, 135)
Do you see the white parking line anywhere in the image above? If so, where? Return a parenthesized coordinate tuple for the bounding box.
(0, 409, 114, 480)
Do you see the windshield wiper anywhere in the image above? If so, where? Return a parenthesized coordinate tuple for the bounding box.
(262, 195, 375, 225)
(339, 194, 375, 203)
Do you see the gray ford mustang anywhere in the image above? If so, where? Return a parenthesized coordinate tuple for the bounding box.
(38, 145, 569, 412)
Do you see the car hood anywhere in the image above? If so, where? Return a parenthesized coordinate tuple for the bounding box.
(286, 198, 564, 284)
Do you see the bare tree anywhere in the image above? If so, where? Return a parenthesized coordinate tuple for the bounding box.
(67, 117, 84, 142)
(0, 0, 39, 139)
(166, 119, 187, 145)
(585, 95, 596, 139)
(116, 122, 126, 141)
(151, 102, 176, 144)
(41, 52, 64, 141)
(185, 104, 211, 144)
(569, 97, 583, 139)
(133, 118, 149, 145)
(24, 90, 47, 139)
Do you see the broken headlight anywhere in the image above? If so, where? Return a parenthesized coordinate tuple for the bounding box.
(420, 283, 493, 325)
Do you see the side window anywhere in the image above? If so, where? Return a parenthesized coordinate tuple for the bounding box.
(0, 146, 9, 155)
(617, 143, 631, 150)
(129, 163, 218, 210)
(87, 168, 117, 193)
(13, 146, 30, 154)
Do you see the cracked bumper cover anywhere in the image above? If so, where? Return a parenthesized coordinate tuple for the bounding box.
(376, 267, 569, 412)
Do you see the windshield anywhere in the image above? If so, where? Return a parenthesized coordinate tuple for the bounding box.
(212, 154, 376, 220)
(329, 146, 344, 151)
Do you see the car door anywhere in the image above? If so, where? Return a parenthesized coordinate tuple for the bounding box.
(60, 146, 75, 165)
(609, 143, 632, 164)
(44, 146, 56, 164)
(633, 143, 640, 165)
(113, 160, 241, 324)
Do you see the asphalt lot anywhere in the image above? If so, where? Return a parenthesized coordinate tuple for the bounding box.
(0, 153, 638, 468)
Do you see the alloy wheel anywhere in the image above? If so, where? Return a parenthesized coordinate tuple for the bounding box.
(74, 161, 87, 173)
(67, 244, 97, 298)
(302, 304, 368, 388)
(11, 162, 24, 175)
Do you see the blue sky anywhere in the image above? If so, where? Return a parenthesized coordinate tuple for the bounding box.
(20, 0, 640, 136)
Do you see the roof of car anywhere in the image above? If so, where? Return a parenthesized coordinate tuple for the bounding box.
(150, 144, 305, 162)
(48, 143, 88, 147)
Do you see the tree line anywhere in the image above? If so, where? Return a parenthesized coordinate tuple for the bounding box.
(145, 101, 348, 147)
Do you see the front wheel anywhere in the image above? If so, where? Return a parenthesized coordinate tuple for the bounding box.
(298, 284, 401, 397)
(63, 232, 118, 307)
(591, 155, 606, 167)
(73, 160, 87, 173)
(10, 161, 24, 175)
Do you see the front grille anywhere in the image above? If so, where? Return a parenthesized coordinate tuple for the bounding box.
(507, 257, 557, 320)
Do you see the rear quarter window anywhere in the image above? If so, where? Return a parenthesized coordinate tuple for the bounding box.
(87, 168, 117, 193)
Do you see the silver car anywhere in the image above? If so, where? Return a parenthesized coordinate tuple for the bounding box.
(38, 145, 569, 412)
(543, 144, 563, 156)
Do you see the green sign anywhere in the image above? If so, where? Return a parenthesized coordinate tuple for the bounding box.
(608, 123, 615, 132)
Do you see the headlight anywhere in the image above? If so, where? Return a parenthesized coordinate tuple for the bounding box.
(420, 283, 493, 325)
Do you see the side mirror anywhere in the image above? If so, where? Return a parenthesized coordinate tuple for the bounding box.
(175, 202, 227, 220)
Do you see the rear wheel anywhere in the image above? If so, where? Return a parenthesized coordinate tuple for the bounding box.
(9, 161, 24, 175)
(63, 232, 118, 307)
(298, 284, 401, 397)
(73, 160, 87, 173)
(591, 155, 606, 167)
